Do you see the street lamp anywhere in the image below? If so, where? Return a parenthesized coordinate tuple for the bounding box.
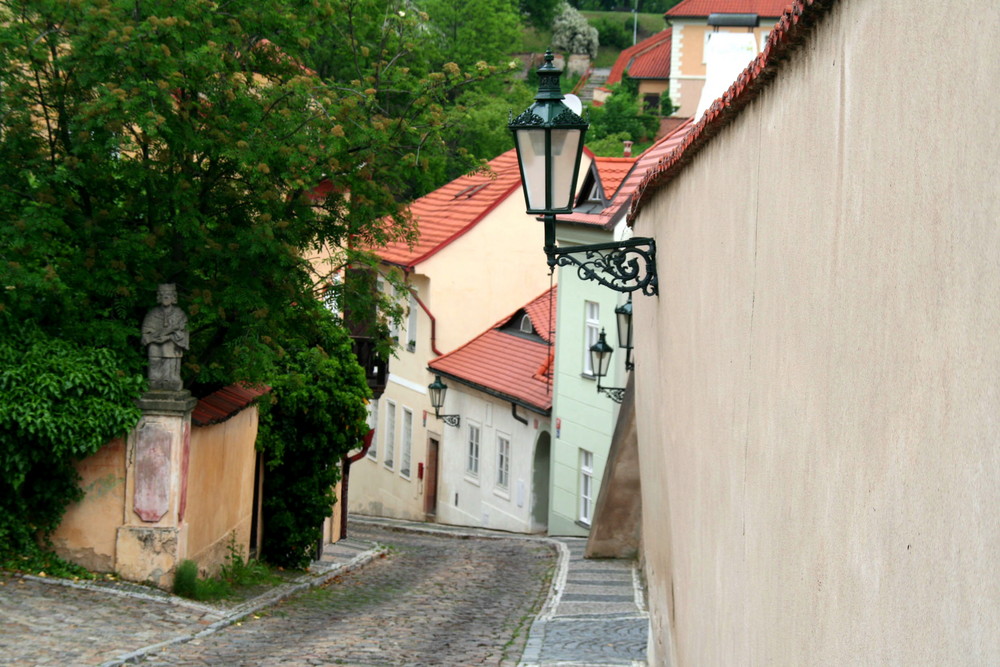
(615, 295, 634, 371)
(427, 375, 460, 427)
(509, 50, 658, 296)
(589, 330, 625, 403)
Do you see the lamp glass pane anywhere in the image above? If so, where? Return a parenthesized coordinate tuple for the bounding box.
(549, 128, 582, 210)
(428, 383, 445, 410)
(616, 304, 633, 350)
(589, 335, 613, 379)
(515, 128, 548, 211)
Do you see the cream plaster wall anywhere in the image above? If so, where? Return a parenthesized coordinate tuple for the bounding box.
(435, 388, 549, 533)
(51, 438, 127, 572)
(669, 21, 774, 118)
(185, 407, 259, 574)
(634, 1, 1000, 664)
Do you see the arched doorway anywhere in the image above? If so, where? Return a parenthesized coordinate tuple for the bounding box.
(531, 431, 551, 533)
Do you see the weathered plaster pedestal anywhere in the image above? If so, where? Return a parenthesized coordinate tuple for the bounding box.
(117, 390, 197, 588)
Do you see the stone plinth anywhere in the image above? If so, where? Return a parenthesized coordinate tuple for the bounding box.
(119, 389, 196, 589)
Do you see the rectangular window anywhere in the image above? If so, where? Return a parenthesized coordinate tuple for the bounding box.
(384, 400, 396, 469)
(579, 449, 594, 525)
(583, 300, 600, 375)
(400, 408, 413, 477)
(367, 399, 379, 460)
(467, 424, 480, 476)
(405, 292, 418, 352)
(496, 435, 510, 490)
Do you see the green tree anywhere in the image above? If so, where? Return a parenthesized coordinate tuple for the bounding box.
(552, 3, 600, 59)
(519, 0, 563, 31)
(587, 82, 659, 150)
(0, 0, 505, 563)
(256, 319, 370, 569)
(418, 0, 522, 68)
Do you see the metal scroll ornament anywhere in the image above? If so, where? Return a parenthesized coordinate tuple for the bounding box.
(549, 237, 658, 296)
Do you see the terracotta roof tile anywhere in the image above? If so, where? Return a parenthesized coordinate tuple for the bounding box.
(378, 150, 523, 269)
(631, 0, 831, 221)
(607, 30, 673, 86)
(429, 286, 557, 413)
(593, 156, 634, 198)
(666, 0, 790, 17)
(561, 119, 694, 229)
(192, 383, 271, 427)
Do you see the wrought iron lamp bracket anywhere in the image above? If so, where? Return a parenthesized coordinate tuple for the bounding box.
(434, 409, 460, 428)
(546, 236, 658, 297)
(597, 382, 626, 404)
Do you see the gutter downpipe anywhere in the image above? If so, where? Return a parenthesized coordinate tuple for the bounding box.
(411, 290, 443, 356)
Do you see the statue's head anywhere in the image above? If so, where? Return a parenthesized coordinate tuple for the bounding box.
(157, 284, 178, 306)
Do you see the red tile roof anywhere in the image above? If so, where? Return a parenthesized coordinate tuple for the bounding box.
(666, 0, 790, 17)
(561, 119, 694, 229)
(378, 150, 523, 270)
(631, 0, 831, 221)
(192, 383, 271, 427)
(429, 287, 557, 413)
(593, 156, 634, 198)
(607, 30, 673, 86)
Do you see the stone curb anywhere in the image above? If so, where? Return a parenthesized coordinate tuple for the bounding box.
(98, 543, 386, 666)
(8, 542, 386, 667)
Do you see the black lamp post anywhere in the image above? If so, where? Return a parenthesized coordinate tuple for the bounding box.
(509, 50, 658, 296)
(428, 375, 460, 427)
(589, 330, 626, 403)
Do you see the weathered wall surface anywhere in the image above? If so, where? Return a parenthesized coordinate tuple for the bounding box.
(632, 0, 1000, 664)
(184, 407, 259, 574)
(51, 438, 127, 572)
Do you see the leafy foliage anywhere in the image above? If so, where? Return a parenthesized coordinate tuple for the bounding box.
(552, 3, 600, 58)
(257, 320, 370, 569)
(592, 16, 631, 50)
(587, 82, 659, 148)
(0, 322, 144, 552)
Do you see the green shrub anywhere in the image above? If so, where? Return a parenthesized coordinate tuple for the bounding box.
(173, 560, 199, 598)
(0, 321, 144, 555)
(257, 320, 370, 569)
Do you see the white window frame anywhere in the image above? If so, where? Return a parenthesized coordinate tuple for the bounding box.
(583, 300, 600, 376)
(384, 400, 396, 469)
(496, 434, 511, 491)
(466, 423, 481, 477)
(367, 399, 379, 460)
(400, 407, 413, 478)
(579, 449, 594, 525)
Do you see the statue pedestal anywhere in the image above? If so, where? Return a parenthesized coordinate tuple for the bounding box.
(116, 389, 197, 588)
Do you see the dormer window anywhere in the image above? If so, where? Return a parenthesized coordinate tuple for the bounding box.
(519, 314, 533, 335)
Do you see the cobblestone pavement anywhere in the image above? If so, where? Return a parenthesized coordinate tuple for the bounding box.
(0, 519, 647, 666)
(137, 524, 554, 666)
(519, 538, 649, 667)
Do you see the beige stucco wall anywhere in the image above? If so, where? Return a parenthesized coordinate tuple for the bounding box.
(669, 21, 774, 118)
(633, 1, 1000, 664)
(51, 438, 127, 572)
(185, 407, 259, 574)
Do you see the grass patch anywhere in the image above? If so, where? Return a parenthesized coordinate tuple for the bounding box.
(172, 536, 288, 602)
(0, 544, 97, 580)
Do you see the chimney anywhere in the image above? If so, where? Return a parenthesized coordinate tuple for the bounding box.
(623, 141, 634, 158)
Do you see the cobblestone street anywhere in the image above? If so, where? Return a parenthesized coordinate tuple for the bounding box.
(139, 525, 553, 666)
(0, 521, 651, 666)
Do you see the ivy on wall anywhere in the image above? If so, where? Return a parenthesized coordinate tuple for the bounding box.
(0, 322, 144, 554)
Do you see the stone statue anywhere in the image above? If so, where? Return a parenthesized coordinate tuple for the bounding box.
(141, 284, 189, 392)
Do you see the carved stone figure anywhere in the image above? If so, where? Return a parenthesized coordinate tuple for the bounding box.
(141, 284, 189, 392)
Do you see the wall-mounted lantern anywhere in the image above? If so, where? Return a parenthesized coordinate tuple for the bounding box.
(427, 375, 460, 427)
(509, 50, 658, 296)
